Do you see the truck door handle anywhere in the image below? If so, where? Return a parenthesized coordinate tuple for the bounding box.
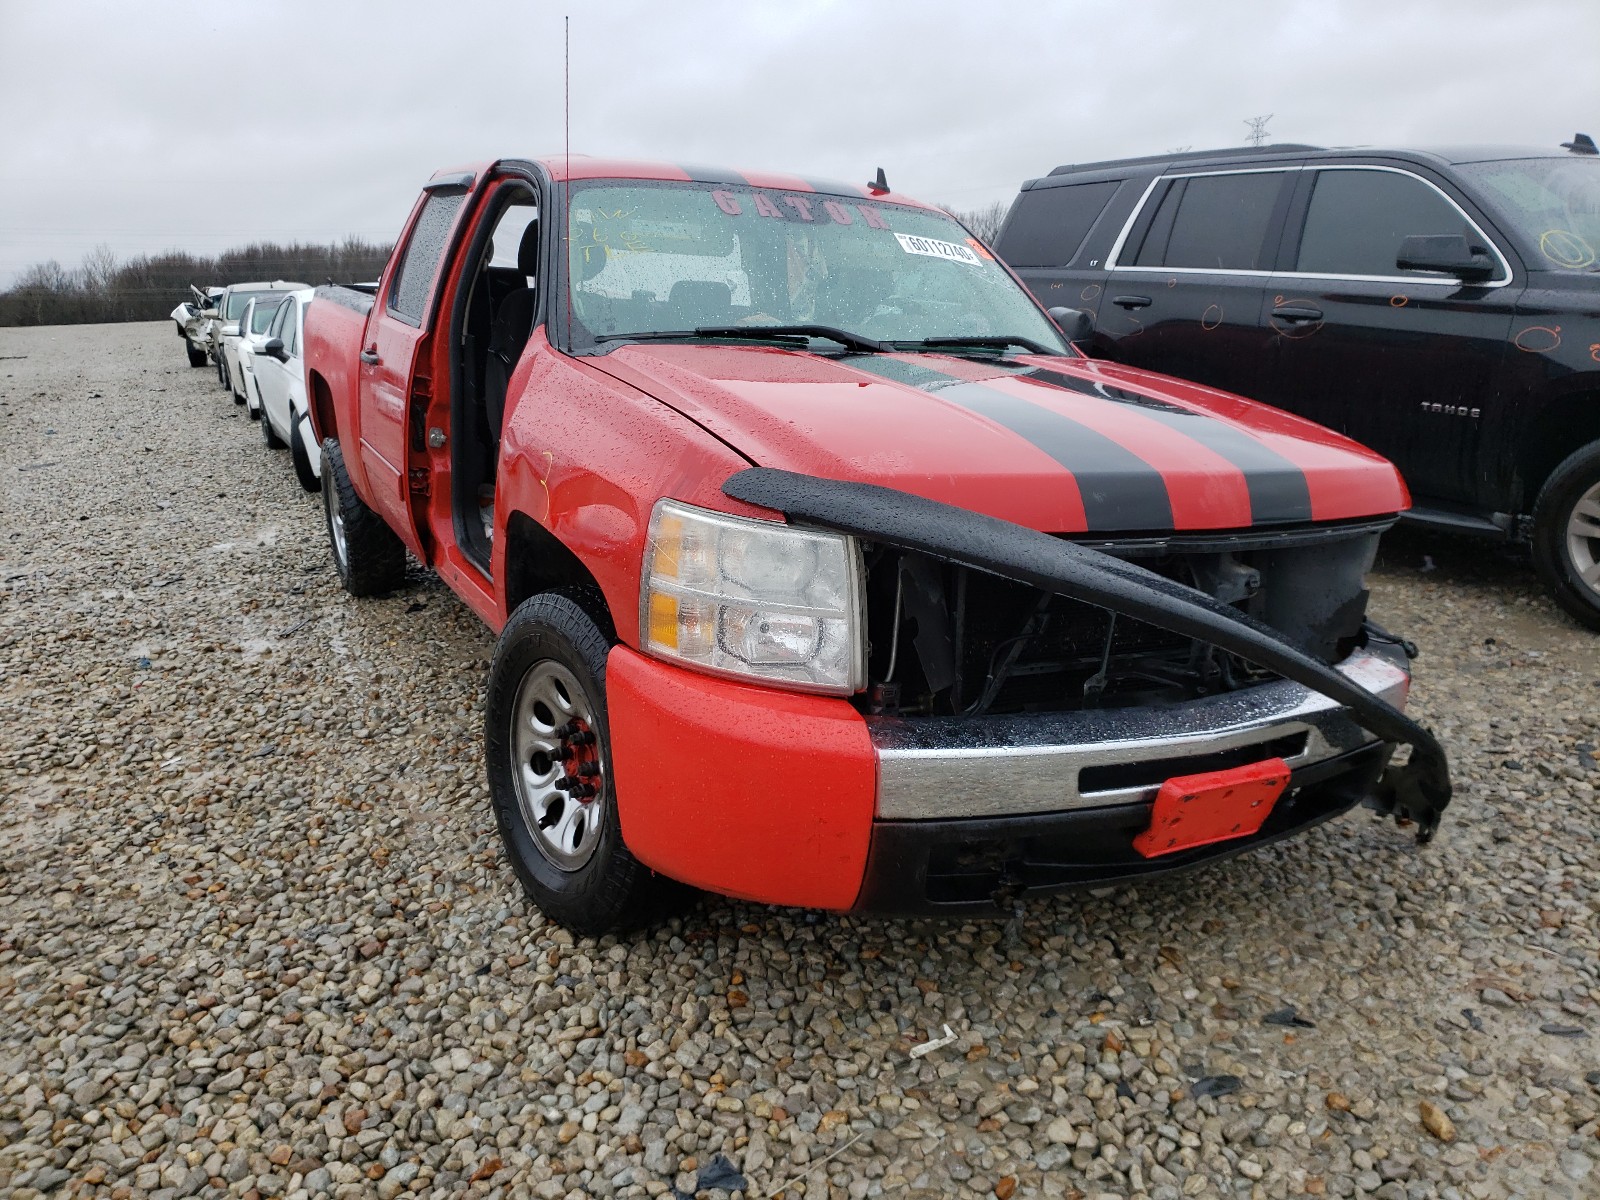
(1271, 305, 1323, 323)
(1112, 295, 1152, 309)
(360, 348, 381, 364)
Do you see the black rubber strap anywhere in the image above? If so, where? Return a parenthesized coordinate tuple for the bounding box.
(722, 467, 1452, 841)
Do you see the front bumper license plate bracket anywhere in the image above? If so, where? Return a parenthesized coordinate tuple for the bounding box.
(1133, 758, 1291, 858)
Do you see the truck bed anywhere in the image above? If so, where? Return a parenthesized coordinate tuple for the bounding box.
(303, 286, 373, 450)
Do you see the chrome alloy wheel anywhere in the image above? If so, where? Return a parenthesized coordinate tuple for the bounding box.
(1566, 480, 1600, 600)
(511, 660, 605, 871)
(324, 480, 348, 570)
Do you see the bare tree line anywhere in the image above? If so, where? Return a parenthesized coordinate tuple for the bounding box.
(949, 201, 1009, 246)
(0, 238, 393, 327)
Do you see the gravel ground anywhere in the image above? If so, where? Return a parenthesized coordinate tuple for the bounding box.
(2, 320, 1599, 1200)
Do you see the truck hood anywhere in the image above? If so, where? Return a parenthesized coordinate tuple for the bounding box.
(591, 345, 1407, 533)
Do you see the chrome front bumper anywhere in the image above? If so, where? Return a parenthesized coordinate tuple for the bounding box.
(868, 645, 1410, 820)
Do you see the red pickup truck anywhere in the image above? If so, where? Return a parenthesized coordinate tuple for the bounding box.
(302, 156, 1452, 934)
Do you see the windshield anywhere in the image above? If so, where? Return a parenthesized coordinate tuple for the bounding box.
(225, 290, 273, 321)
(249, 297, 283, 334)
(563, 180, 1066, 352)
(1456, 157, 1600, 271)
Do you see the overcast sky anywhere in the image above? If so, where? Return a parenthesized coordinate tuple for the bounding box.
(2, 0, 1596, 288)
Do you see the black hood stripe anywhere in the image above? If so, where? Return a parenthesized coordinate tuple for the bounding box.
(1018, 366, 1314, 525)
(851, 356, 1174, 530)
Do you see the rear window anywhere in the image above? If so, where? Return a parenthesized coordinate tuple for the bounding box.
(997, 181, 1121, 267)
(1131, 171, 1286, 271)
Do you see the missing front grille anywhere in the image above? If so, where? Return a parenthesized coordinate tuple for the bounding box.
(1077, 732, 1308, 795)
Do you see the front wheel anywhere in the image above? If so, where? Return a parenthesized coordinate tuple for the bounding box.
(1532, 442, 1600, 631)
(485, 593, 665, 935)
(320, 438, 406, 596)
(186, 342, 207, 368)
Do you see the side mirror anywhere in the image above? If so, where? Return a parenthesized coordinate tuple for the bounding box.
(1046, 306, 1095, 344)
(1396, 234, 1496, 280)
(256, 337, 286, 360)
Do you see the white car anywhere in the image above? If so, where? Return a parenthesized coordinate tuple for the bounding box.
(235, 295, 288, 416)
(213, 281, 307, 399)
(173, 286, 223, 367)
(252, 287, 321, 491)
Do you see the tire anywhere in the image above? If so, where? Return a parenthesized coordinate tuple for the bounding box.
(320, 438, 406, 596)
(1532, 442, 1600, 631)
(290, 417, 321, 493)
(186, 342, 207, 368)
(485, 592, 668, 934)
(261, 400, 285, 449)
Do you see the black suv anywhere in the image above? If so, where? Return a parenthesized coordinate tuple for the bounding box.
(995, 137, 1600, 629)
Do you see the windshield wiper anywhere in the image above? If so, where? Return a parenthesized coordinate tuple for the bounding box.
(594, 324, 889, 353)
(893, 335, 1063, 356)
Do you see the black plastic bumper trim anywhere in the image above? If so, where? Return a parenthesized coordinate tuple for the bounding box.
(851, 743, 1389, 916)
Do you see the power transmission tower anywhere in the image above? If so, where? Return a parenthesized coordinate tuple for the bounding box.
(1244, 115, 1273, 147)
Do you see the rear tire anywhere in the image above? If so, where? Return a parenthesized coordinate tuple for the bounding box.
(320, 438, 406, 597)
(186, 342, 207, 367)
(261, 401, 285, 449)
(1532, 442, 1600, 631)
(485, 592, 668, 934)
(290, 417, 320, 493)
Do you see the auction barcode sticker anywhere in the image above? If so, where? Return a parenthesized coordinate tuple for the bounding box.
(894, 233, 981, 266)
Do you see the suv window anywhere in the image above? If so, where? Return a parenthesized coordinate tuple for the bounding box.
(1296, 168, 1483, 278)
(1132, 171, 1285, 271)
(998, 181, 1120, 267)
(389, 187, 467, 324)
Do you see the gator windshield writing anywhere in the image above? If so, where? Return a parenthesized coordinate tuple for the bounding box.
(563, 181, 1065, 351)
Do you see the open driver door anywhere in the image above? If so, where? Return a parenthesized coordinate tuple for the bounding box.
(356, 166, 489, 561)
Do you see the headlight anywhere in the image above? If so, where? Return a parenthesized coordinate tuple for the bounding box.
(641, 499, 864, 695)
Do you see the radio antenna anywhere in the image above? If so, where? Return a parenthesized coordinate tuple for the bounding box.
(564, 14, 571, 347)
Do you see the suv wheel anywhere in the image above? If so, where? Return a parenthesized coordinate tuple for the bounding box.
(320, 438, 406, 596)
(1532, 442, 1600, 631)
(186, 342, 207, 368)
(485, 592, 668, 935)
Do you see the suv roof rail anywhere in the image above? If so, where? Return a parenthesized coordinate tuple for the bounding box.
(1047, 143, 1324, 176)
